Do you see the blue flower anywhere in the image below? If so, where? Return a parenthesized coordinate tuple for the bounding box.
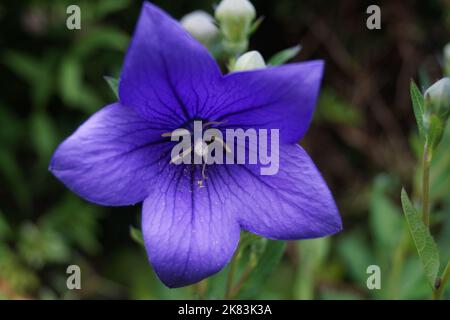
(49, 2, 342, 288)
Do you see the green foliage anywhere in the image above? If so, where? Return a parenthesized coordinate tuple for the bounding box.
(401, 189, 440, 288)
(1, 0, 449, 300)
(129, 226, 144, 247)
(104, 76, 119, 99)
(268, 45, 301, 66)
(294, 238, 330, 299)
(410, 80, 425, 139)
(370, 175, 403, 255)
(236, 239, 286, 299)
(316, 90, 363, 125)
(427, 114, 445, 152)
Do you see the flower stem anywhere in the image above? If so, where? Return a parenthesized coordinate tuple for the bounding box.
(433, 260, 450, 300)
(422, 141, 431, 226)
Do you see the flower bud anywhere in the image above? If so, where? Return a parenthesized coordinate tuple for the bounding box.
(422, 78, 450, 149)
(180, 11, 219, 46)
(233, 51, 266, 71)
(215, 0, 256, 53)
(424, 77, 450, 122)
(444, 43, 450, 76)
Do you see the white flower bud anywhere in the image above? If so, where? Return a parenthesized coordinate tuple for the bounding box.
(181, 11, 219, 45)
(215, 0, 256, 43)
(424, 77, 450, 121)
(233, 51, 266, 71)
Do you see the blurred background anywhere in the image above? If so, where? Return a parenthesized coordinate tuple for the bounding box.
(0, 0, 449, 299)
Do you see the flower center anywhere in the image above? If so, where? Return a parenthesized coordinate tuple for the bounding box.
(161, 120, 230, 188)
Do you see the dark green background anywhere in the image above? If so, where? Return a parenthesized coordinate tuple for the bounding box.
(0, 0, 449, 299)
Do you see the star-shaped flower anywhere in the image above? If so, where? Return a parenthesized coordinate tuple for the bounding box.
(49, 2, 342, 288)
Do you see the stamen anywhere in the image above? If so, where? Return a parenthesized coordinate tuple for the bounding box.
(170, 146, 192, 163)
(202, 120, 227, 128)
(201, 163, 208, 179)
(212, 136, 232, 153)
(161, 130, 191, 138)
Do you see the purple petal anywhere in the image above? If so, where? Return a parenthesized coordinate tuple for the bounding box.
(142, 166, 240, 288)
(216, 144, 341, 239)
(119, 2, 222, 127)
(49, 103, 171, 206)
(209, 61, 324, 143)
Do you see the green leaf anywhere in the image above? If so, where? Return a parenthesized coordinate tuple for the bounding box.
(337, 231, 373, 284)
(30, 112, 58, 161)
(95, 0, 131, 19)
(316, 90, 363, 125)
(42, 194, 103, 255)
(0, 211, 12, 240)
(249, 16, 265, 35)
(104, 76, 119, 99)
(0, 152, 31, 212)
(3, 51, 54, 109)
(294, 238, 330, 299)
(427, 114, 445, 151)
(410, 80, 425, 139)
(72, 27, 129, 57)
(59, 56, 102, 113)
(370, 175, 403, 254)
(130, 226, 144, 247)
(268, 45, 301, 66)
(236, 239, 286, 299)
(401, 188, 440, 287)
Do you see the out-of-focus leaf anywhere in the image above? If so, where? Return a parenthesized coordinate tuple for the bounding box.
(401, 188, 440, 288)
(249, 16, 265, 35)
(236, 239, 285, 299)
(104, 76, 119, 99)
(398, 256, 431, 299)
(41, 195, 102, 255)
(59, 56, 82, 105)
(3, 51, 41, 83)
(268, 45, 301, 66)
(72, 27, 128, 57)
(106, 248, 190, 299)
(0, 152, 31, 212)
(30, 112, 58, 161)
(370, 175, 402, 255)
(18, 223, 70, 268)
(410, 80, 425, 139)
(3, 51, 54, 109)
(95, 0, 131, 19)
(0, 211, 12, 240)
(0, 244, 39, 296)
(294, 237, 330, 299)
(437, 206, 450, 264)
(0, 103, 23, 147)
(59, 56, 101, 113)
(320, 290, 361, 300)
(316, 90, 363, 125)
(430, 128, 450, 201)
(130, 226, 144, 247)
(337, 231, 373, 285)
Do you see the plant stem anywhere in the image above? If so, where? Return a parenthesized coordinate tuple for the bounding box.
(228, 264, 253, 299)
(433, 260, 450, 300)
(422, 141, 431, 226)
